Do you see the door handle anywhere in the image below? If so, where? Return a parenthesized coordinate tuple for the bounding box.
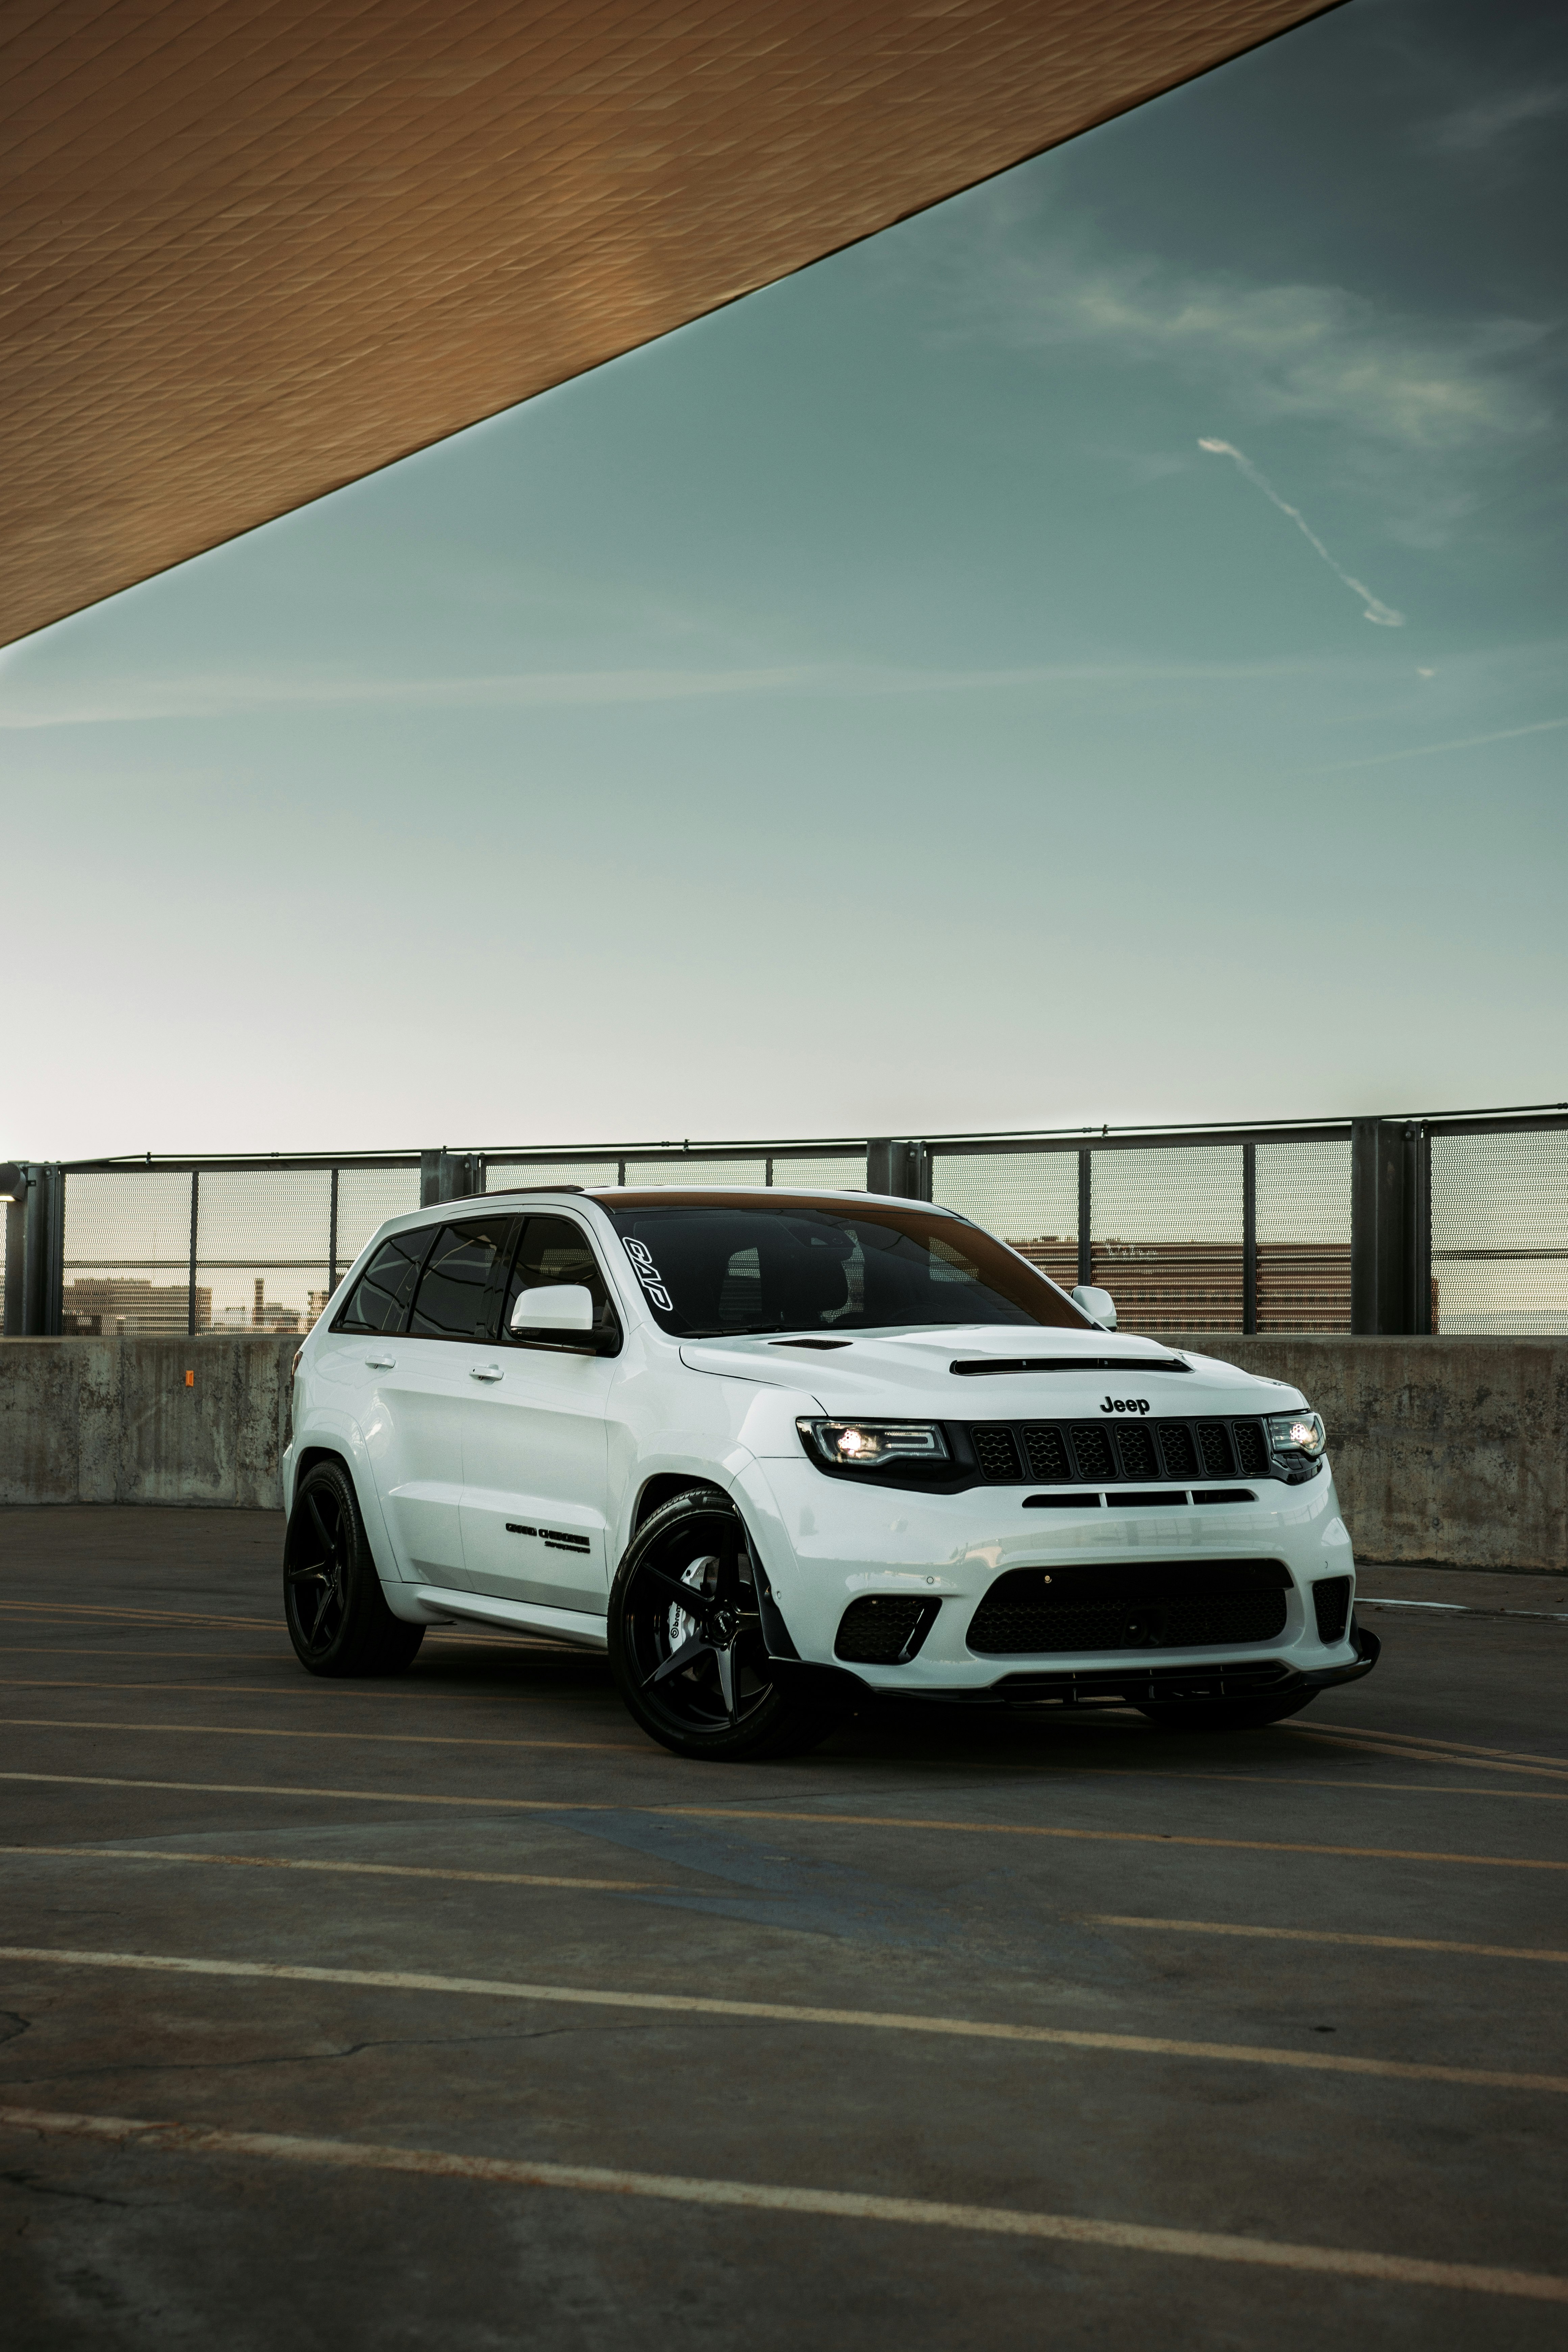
(469, 1364, 504, 1382)
(365, 1355, 396, 1369)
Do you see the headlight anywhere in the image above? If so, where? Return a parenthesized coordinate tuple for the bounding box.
(798, 1418, 950, 1470)
(1266, 1410, 1326, 1461)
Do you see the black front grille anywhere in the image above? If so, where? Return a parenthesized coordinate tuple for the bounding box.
(1022, 1425, 1070, 1480)
(835, 1595, 939, 1664)
(1233, 1422, 1268, 1475)
(1068, 1425, 1115, 1480)
(1312, 1576, 1352, 1644)
(1117, 1423, 1157, 1478)
(1197, 1423, 1232, 1477)
(973, 1425, 1023, 1481)
(1158, 1424, 1198, 1479)
(960, 1415, 1278, 1489)
(967, 1562, 1291, 1656)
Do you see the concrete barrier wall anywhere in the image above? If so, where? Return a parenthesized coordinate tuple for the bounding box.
(0, 1336, 296, 1510)
(1, 1332, 1564, 1570)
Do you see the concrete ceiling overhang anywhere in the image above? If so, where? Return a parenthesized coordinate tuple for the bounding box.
(2, 0, 1332, 650)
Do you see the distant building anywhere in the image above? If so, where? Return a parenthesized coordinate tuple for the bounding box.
(61, 1277, 212, 1335)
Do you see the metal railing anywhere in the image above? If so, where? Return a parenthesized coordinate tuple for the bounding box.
(3, 1104, 1565, 1340)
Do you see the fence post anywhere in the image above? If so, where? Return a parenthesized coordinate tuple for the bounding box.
(1352, 1118, 1427, 1334)
(187, 1170, 200, 1337)
(867, 1140, 928, 1199)
(420, 1150, 483, 1208)
(1243, 1143, 1257, 1335)
(3, 1167, 30, 1336)
(1077, 1151, 1092, 1288)
(15, 1163, 64, 1336)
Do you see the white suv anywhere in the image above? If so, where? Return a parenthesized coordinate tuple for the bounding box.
(282, 1187, 1377, 1758)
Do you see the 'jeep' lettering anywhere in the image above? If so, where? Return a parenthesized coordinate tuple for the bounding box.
(1102, 1396, 1151, 1415)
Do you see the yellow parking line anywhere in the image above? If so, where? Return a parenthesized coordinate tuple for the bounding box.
(1085, 1917, 1568, 1965)
(1, 1716, 644, 1755)
(3, 1945, 1564, 2097)
(1173, 1771, 1568, 1804)
(2, 2105, 1560, 2300)
(0, 1847, 661, 1892)
(5, 1771, 1565, 1872)
(1289, 1730, 1568, 1783)
(0, 1602, 279, 1632)
(0, 1650, 290, 1664)
(1297, 1725, 1568, 1771)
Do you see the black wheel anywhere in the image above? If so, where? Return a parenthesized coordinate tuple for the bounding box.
(1136, 1689, 1319, 1732)
(284, 1460, 425, 1678)
(608, 1489, 837, 1761)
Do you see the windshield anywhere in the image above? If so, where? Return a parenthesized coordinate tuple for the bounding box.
(602, 1195, 1091, 1338)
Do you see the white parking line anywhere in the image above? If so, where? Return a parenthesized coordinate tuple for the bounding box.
(5, 1772, 1567, 1872)
(0, 2104, 1562, 2300)
(2, 1715, 642, 1755)
(0, 1848, 663, 1892)
(2, 1945, 1563, 2096)
(1085, 1917, 1568, 1965)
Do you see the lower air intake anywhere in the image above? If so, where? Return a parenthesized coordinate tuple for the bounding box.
(835, 1595, 939, 1665)
(1312, 1576, 1352, 1644)
(968, 1561, 1291, 1656)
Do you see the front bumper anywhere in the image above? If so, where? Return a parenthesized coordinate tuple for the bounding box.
(762, 1619, 1381, 1714)
(734, 1452, 1368, 1705)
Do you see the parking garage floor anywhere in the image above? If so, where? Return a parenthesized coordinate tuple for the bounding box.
(2, 1507, 1565, 2349)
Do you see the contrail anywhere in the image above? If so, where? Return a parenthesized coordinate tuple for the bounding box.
(1198, 439, 1405, 627)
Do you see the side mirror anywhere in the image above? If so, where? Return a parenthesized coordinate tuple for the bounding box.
(1072, 1283, 1118, 1331)
(509, 1283, 595, 1339)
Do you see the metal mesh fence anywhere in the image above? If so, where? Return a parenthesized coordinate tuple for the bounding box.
(770, 1153, 867, 1193)
(484, 1159, 620, 1195)
(195, 1169, 332, 1334)
(622, 1156, 769, 1189)
(1431, 1128, 1568, 1334)
(1091, 1145, 1244, 1333)
(1256, 1140, 1351, 1333)
(61, 1171, 196, 1336)
(931, 1151, 1078, 1292)
(336, 1168, 422, 1266)
(27, 1115, 1567, 1342)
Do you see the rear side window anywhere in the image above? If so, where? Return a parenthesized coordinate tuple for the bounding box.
(336, 1229, 430, 1334)
(409, 1219, 513, 1340)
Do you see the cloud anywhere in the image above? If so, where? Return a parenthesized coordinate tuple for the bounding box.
(1198, 439, 1404, 626)
(939, 212, 1553, 454)
(0, 654, 1329, 729)
(1320, 715, 1568, 773)
(1421, 83, 1568, 155)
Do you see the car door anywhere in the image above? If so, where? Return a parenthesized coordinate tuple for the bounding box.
(368, 1213, 516, 1592)
(459, 1213, 619, 1616)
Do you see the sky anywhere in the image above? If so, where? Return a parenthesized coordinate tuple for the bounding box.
(3, 0, 1565, 1161)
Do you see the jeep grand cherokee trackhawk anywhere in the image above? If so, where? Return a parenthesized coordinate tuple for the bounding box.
(281, 1188, 1377, 1758)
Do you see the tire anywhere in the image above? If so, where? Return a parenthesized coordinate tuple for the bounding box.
(1136, 1688, 1319, 1732)
(608, 1488, 837, 1761)
(284, 1459, 425, 1678)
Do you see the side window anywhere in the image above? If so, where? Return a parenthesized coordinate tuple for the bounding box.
(408, 1218, 513, 1341)
(504, 1216, 615, 1340)
(336, 1229, 431, 1334)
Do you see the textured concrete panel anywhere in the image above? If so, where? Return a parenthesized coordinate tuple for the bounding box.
(0, 1335, 296, 1509)
(0, 0, 1331, 647)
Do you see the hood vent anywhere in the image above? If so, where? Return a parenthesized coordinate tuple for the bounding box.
(950, 1354, 1192, 1377)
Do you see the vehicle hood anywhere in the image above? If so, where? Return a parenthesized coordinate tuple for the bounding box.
(678, 1325, 1304, 1414)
